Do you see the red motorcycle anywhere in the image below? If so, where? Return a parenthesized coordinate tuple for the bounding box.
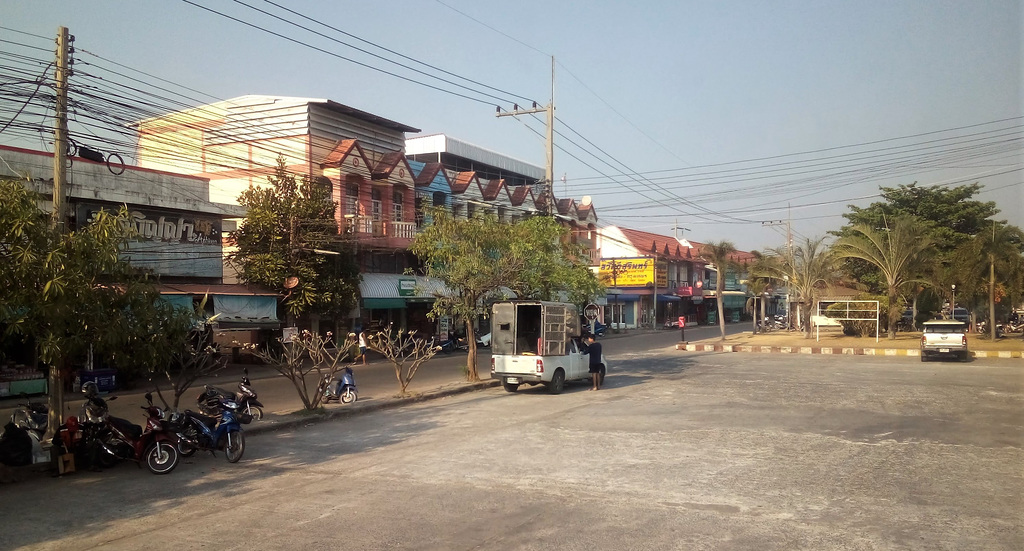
(75, 385, 180, 475)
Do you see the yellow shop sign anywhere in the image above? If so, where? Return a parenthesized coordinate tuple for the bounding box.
(600, 257, 668, 288)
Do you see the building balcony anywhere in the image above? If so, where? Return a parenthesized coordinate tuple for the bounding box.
(342, 215, 418, 249)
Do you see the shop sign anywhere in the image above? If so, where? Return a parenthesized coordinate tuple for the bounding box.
(397, 278, 417, 297)
(599, 257, 668, 288)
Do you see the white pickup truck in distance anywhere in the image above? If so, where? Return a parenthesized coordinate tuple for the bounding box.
(489, 300, 599, 394)
(920, 320, 969, 362)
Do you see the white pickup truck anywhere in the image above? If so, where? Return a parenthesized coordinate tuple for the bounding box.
(489, 300, 598, 394)
(920, 320, 969, 362)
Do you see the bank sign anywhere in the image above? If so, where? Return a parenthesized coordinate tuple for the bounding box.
(599, 257, 668, 288)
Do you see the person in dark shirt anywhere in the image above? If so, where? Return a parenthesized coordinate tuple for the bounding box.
(585, 334, 604, 390)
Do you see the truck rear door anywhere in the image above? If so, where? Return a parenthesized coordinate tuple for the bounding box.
(491, 302, 516, 356)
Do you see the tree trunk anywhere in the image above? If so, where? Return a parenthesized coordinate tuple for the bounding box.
(717, 296, 726, 341)
(888, 289, 898, 340)
(464, 318, 479, 381)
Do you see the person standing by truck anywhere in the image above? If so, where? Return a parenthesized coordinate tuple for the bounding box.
(584, 334, 604, 390)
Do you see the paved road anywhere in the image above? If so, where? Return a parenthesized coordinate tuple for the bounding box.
(2, 328, 1021, 550)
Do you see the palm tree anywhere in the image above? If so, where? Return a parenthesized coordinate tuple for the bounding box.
(761, 236, 841, 339)
(950, 221, 1024, 339)
(700, 241, 738, 341)
(833, 215, 935, 339)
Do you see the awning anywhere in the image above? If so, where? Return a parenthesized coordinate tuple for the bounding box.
(359, 273, 451, 300)
(657, 294, 681, 302)
(363, 298, 407, 309)
(606, 294, 641, 301)
(159, 294, 195, 312)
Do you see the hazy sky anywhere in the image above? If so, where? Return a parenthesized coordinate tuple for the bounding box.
(3, 0, 1021, 251)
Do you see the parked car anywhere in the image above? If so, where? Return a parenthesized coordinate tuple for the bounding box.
(920, 320, 969, 362)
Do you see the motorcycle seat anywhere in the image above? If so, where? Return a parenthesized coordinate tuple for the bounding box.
(184, 410, 219, 427)
(109, 416, 143, 440)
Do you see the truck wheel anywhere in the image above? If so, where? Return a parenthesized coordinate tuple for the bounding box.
(502, 380, 519, 393)
(547, 369, 565, 394)
(920, 353, 928, 362)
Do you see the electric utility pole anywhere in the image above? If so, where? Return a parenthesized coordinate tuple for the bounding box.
(497, 56, 555, 215)
(46, 25, 72, 441)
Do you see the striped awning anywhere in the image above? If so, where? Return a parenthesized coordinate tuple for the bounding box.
(359, 273, 451, 299)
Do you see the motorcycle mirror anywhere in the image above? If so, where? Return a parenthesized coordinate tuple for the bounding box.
(243, 367, 249, 376)
(144, 392, 153, 405)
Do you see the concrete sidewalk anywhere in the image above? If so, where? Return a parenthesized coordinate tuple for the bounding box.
(678, 329, 1024, 359)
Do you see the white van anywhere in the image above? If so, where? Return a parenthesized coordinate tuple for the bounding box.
(488, 300, 597, 394)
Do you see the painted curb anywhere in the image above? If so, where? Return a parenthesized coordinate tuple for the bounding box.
(675, 342, 1023, 360)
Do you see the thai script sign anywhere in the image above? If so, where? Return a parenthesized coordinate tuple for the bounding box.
(78, 204, 221, 244)
(599, 257, 668, 288)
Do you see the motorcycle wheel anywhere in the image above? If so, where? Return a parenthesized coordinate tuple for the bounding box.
(341, 389, 357, 404)
(249, 406, 264, 421)
(176, 426, 198, 457)
(145, 441, 180, 475)
(225, 429, 245, 463)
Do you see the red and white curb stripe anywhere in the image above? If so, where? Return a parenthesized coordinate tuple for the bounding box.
(676, 343, 1023, 359)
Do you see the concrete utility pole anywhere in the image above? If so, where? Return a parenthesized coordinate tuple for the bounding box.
(46, 25, 72, 441)
(497, 56, 556, 215)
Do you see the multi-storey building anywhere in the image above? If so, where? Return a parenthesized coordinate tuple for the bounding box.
(136, 96, 599, 338)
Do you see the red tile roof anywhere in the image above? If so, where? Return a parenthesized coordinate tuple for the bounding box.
(506, 184, 532, 206)
(480, 178, 505, 201)
(618, 227, 698, 261)
(412, 162, 448, 187)
(451, 171, 476, 194)
(371, 150, 407, 179)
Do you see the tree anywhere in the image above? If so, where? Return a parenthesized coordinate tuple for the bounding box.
(231, 159, 360, 325)
(949, 222, 1024, 338)
(700, 241, 738, 341)
(248, 330, 355, 411)
(409, 210, 600, 381)
(148, 297, 227, 411)
(833, 215, 935, 339)
(759, 237, 842, 338)
(365, 325, 441, 396)
(0, 178, 161, 434)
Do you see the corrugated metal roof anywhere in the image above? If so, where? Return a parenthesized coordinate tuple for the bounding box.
(359, 273, 450, 299)
(406, 135, 544, 180)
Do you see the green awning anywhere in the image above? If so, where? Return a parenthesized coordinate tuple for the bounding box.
(363, 298, 406, 309)
(723, 295, 747, 308)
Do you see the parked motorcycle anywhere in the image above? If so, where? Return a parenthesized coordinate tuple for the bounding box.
(435, 335, 469, 354)
(171, 385, 248, 463)
(10, 392, 48, 442)
(72, 384, 180, 474)
(199, 368, 264, 421)
(323, 366, 358, 404)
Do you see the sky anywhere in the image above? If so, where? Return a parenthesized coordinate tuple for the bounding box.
(2, 0, 1021, 252)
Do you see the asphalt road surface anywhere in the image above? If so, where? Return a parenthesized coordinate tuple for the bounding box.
(3, 332, 1021, 550)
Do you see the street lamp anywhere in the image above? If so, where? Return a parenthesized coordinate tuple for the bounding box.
(951, 284, 956, 315)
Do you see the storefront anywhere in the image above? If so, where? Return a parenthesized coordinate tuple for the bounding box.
(358, 273, 450, 336)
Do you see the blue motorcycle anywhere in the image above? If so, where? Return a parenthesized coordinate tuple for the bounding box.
(324, 367, 358, 404)
(171, 386, 249, 463)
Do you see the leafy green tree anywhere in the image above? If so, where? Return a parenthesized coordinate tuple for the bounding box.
(759, 237, 842, 338)
(231, 159, 359, 325)
(409, 209, 600, 381)
(833, 215, 935, 339)
(949, 222, 1024, 338)
(700, 241, 738, 341)
(505, 216, 603, 306)
(0, 178, 158, 434)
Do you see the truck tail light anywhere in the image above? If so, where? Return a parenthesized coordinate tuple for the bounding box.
(490, 357, 495, 373)
(962, 335, 968, 346)
(921, 335, 926, 345)
(536, 359, 544, 373)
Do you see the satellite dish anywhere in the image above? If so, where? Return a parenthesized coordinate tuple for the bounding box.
(284, 276, 299, 289)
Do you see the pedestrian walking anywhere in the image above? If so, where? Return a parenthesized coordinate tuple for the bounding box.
(584, 333, 604, 390)
(357, 330, 368, 365)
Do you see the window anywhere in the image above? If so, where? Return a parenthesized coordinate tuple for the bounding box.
(497, 207, 505, 222)
(371, 189, 382, 221)
(432, 191, 446, 207)
(345, 184, 359, 215)
(414, 197, 424, 227)
(392, 190, 404, 222)
(466, 202, 475, 219)
(452, 203, 463, 219)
